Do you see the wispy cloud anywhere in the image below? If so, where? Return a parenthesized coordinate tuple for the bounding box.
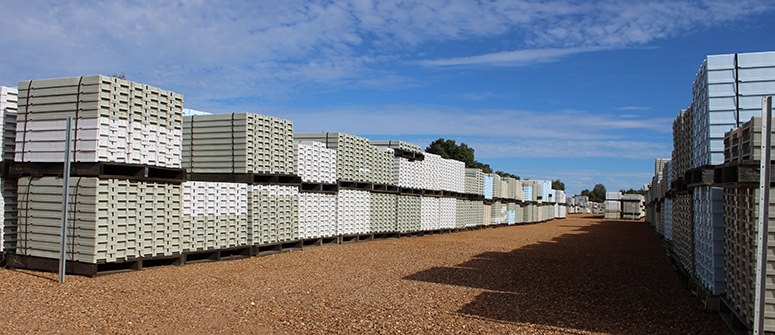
(279, 104, 673, 161)
(419, 47, 602, 67)
(616, 106, 653, 111)
(284, 105, 673, 139)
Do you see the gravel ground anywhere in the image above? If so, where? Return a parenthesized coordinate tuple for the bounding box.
(0, 214, 729, 334)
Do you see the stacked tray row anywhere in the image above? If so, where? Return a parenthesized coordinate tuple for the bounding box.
(299, 193, 338, 239)
(295, 132, 391, 184)
(0, 86, 17, 252)
(183, 113, 294, 174)
(295, 141, 337, 184)
(16, 75, 183, 168)
(421, 153, 465, 193)
(457, 199, 484, 228)
(248, 185, 299, 245)
(16, 176, 182, 264)
(181, 181, 248, 251)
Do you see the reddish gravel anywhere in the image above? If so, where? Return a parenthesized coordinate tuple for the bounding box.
(0, 215, 728, 334)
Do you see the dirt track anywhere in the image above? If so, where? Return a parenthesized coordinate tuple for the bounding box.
(0, 215, 728, 334)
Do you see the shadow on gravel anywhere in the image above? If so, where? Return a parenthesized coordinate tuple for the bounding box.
(403, 219, 728, 335)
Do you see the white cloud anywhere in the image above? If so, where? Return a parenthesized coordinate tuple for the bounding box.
(419, 48, 602, 67)
(2, 0, 772, 93)
(282, 105, 673, 139)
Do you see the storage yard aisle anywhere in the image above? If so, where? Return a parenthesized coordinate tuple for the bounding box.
(0, 215, 726, 334)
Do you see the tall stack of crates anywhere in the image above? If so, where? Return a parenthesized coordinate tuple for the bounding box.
(483, 174, 494, 200)
(16, 75, 183, 167)
(183, 112, 294, 174)
(621, 194, 645, 220)
(671, 106, 694, 275)
(439, 197, 457, 229)
(298, 193, 337, 239)
(554, 190, 567, 219)
(523, 202, 535, 223)
(14, 75, 185, 266)
(0, 86, 17, 252)
(722, 115, 775, 330)
(394, 156, 422, 189)
(420, 153, 465, 193)
(604, 192, 622, 220)
(506, 202, 517, 224)
(690, 52, 775, 299)
(295, 141, 337, 184)
(465, 168, 484, 196)
(521, 183, 534, 202)
(371, 147, 395, 185)
(420, 197, 439, 231)
(181, 181, 247, 251)
(397, 195, 421, 232)
(660, 159, 673, 241)
(456, 199, 484, 228)
(247, 185, 299, 245)
(336, 189, 370, 235)
(491, 202, 507, 225)
(17, 177, 182, 263)
(485, 173, 502, 199)
(482, 203, 492, 226)
(295, 132, 379, 184)
(370, 192, 397, 233)
(692, 186, 724, 295)
(692, 52, 775, 167)
(673, 192, 694, 273)
(540, 180, 553, 203)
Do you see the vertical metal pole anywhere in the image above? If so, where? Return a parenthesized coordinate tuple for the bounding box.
(58, 117, 73, 284)
(754, 96, 773, 335)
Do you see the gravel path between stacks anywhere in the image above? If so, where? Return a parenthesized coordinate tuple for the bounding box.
(0, 215, 728, 334)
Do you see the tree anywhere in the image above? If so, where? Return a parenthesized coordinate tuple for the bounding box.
(551, 179, 565, 190)
(590, 184, 607, 203)
(580, 189, 591, 198)
(495, 171, 520, 180)
(426, 138, 492, 173)
(621, 188, 647, 196)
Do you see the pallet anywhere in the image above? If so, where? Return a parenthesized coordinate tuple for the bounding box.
(715, 160, 775, 186)
(300, 182, 338, 194)
(685, 165, 715, 188)
(398, 231, 424, 238)
(371, 184, 399, 194)
(393, 149, 424, 161)
(458, 193, 485, 201)
(372, 232, 400, 240)
(399, 187, 423, 196)
(718, 296, 751, 335)
(339, 233, 373, 244)
(255, 240, 303, 256)
(687, 276, 720, 311)
(188, 172, 301, 185)
(421, 189, 444, 197)
(301, 236, 339, 248)
(5, 254, 182, 277)
(670, 178, 688, 193)
(8, 162, 186, 183)
(184, 245, 253, 263)
(338, 180, 372, 191)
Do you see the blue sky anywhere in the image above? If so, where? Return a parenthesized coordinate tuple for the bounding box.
(1, 1, 774, 195)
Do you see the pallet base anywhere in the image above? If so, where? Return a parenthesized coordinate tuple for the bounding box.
(5, 219, 560, 277)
